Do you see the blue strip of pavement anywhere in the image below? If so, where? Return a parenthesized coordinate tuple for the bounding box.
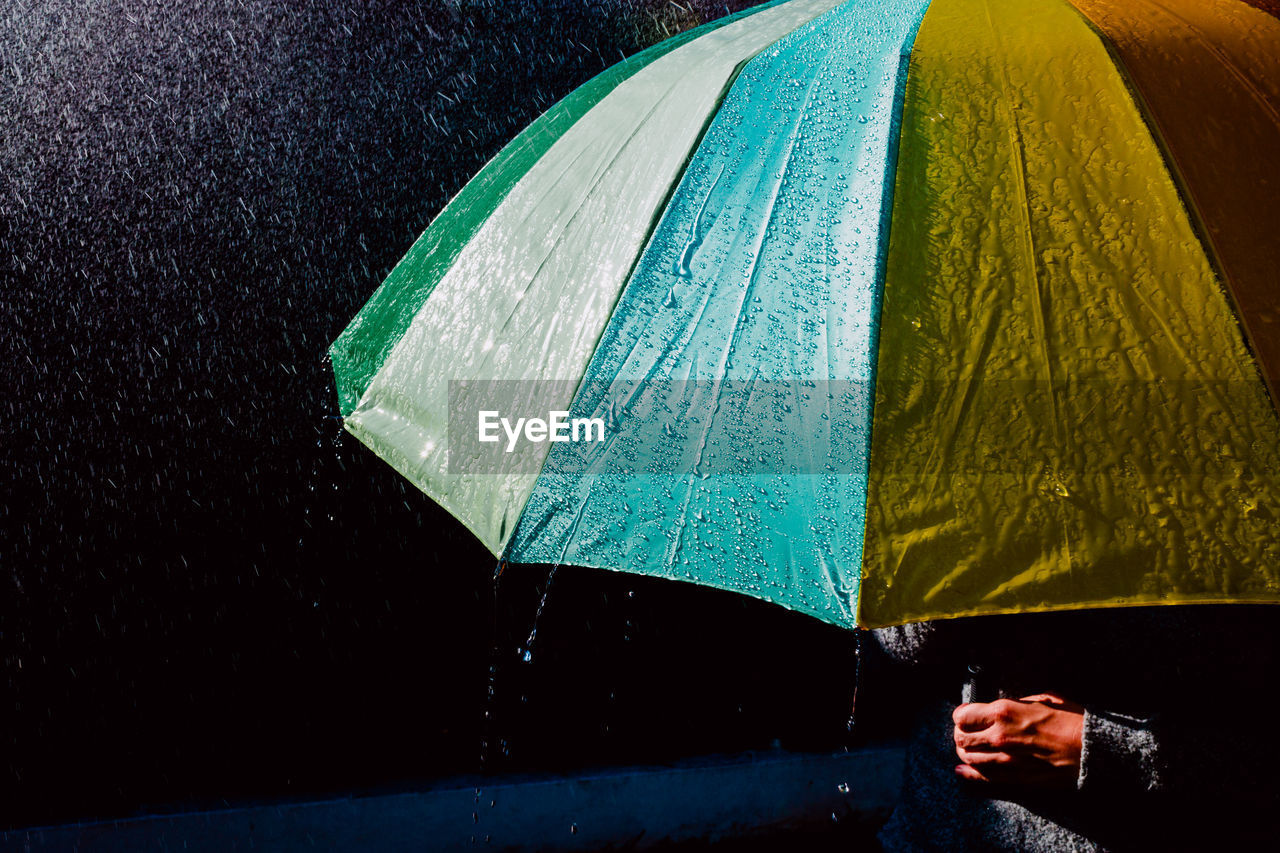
(3, 746, 903, 851)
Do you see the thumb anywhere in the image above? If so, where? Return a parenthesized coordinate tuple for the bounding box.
(1019, 693, 1086, 714)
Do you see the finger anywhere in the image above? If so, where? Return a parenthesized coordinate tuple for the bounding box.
(955, 747, 1017, 768)
(952, 702, 996, 731)
(954, 763, 990, 782)
(954, 727, 1025, 751)
(953, 700, 1014, 732)
(1018, 693, 1086, 714)
(956, 761, 1062, 788)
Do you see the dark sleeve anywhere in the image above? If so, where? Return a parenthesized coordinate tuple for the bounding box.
(1075, 606, 1280, 801)
(1077, 709, 1162, 792)
(870, 621, 943, 667)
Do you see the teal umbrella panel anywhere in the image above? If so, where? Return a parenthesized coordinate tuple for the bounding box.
(509, 0, 932, 629)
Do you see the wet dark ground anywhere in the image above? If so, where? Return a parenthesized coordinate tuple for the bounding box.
(1, 0, 913, 833)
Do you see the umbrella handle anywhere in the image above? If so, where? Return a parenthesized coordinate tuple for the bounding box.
(961, 662, 998, 705)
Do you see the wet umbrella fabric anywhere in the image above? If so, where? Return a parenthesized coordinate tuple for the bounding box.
(332, 0, 1280, 629)
(509, 0, 931, 628)
(860, 0, 1280, 627)
(333, 0, 843, 551)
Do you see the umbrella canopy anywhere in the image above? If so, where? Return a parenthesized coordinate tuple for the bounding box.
(331, 0, 1280, 629)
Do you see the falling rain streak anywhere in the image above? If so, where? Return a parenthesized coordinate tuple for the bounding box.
(2, 0, 861, 833)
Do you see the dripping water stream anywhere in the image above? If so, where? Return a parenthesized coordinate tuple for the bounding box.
(474, 558, 561, 846)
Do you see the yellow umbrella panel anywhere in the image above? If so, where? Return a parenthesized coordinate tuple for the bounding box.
(858, 0, 1280, 627)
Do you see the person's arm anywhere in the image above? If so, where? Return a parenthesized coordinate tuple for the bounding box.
(951, 607, 1280, 798)
(1075, 707, 1161, 793)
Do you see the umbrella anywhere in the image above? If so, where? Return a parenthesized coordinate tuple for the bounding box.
(330, 0, 1280, 630)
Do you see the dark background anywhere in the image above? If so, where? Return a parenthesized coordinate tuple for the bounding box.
(2, 0, 897, 830)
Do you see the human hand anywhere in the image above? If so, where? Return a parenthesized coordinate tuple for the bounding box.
(952, 693, 1084, 788)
